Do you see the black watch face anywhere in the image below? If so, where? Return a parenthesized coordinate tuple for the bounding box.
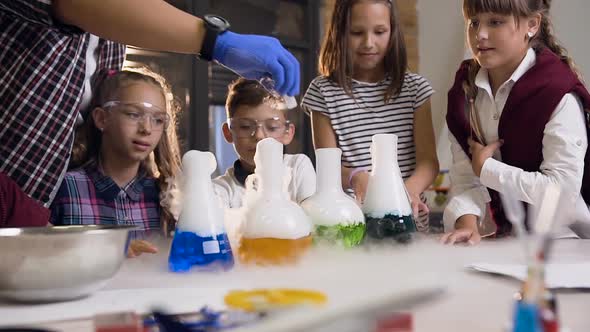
(210, 16, 224, 26)
(205, 15, 229, 30)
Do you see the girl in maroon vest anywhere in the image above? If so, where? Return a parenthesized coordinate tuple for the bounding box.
(442, 0, 590, 245)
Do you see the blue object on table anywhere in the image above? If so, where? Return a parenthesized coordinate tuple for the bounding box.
(168, 231, 234, 273)
(151, 311, 194, 332)
(512, 301, 543, 332)
(146, 307, 262, 331)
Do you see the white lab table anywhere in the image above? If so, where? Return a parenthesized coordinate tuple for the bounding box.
(1, 237, 588, 331)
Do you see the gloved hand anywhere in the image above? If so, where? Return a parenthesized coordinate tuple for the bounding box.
(213, 31, 300, 96)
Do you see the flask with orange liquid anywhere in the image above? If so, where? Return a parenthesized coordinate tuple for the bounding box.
(238, 138, 313, 264)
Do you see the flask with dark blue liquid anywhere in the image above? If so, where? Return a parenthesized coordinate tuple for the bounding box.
(168, 151, 234, 272)
(362, 134, 418, 243)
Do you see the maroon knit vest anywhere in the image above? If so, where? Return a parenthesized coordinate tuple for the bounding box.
(446, 48, 590, 235)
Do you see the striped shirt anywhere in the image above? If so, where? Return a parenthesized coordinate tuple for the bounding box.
(0, 1, 125, 207)
(301, 73, 434, 231)
(50, 162, 161, 239)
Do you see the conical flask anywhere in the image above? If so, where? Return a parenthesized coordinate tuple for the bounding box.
(168, 150, 234, 272)
(362, 134, 417, 243)
(238, 138, 313, 264)
(301, 148, 365, 247)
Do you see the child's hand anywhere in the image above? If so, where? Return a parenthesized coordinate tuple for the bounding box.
(409, 194, 429, 219)
(440, 215, 481, 245)
(351, 170, 369, 204)
(468, 138, 503, 176)
(127, 240, 159, 258)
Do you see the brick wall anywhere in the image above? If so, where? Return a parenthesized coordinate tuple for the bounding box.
(321, 0, 419, 71)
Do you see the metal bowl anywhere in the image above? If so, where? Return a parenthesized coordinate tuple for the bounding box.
(0, 225, 135, 303)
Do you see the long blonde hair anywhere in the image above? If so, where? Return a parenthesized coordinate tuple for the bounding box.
(319, 0, 407, 102)
(462, 0, 581, 102)
(71, 67, 182, 234)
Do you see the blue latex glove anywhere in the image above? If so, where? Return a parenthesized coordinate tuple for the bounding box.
(213, 31, 300, 96)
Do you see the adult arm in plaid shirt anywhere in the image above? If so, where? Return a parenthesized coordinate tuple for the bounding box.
(0, 0, 300, 208)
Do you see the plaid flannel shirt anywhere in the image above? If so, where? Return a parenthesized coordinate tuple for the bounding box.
(50, 161, 161, 238)
(0, 1, 125, 207)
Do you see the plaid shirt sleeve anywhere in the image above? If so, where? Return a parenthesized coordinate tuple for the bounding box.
(49, 177, 68, 225)
(0, 1, 125, 207)
(49, 169, 102, 226)
(50, 166, 162, 239)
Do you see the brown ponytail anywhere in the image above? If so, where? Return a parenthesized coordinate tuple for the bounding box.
(534, 13, 583, 82)
(462, 59, 480, 103)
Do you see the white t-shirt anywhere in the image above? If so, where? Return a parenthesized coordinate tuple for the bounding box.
(213, 154, 316, 208)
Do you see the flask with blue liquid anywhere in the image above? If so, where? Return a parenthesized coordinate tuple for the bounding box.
(168, 150, 233, 272)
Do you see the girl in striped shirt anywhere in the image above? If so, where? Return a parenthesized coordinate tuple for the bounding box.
(301, 0, 439, 232)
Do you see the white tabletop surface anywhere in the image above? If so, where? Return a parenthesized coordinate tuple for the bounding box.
(1, 237, 588, 331)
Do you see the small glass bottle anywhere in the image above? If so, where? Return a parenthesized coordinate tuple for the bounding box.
(259, 76, 298, 109)
(513, 254, 559, 332)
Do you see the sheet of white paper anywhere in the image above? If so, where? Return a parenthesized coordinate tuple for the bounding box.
(552, 226, 580, 239)
(468, 262, 590, 289)
(0, 287, 226, 326)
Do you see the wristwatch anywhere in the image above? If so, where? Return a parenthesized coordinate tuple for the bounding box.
(199, 14, 230, 61)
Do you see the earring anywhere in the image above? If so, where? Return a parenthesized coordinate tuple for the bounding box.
(527, 31, 534, 38)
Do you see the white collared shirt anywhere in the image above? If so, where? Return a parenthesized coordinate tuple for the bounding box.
(443, 48, 588, 232)
(213, 154, 317, 209)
